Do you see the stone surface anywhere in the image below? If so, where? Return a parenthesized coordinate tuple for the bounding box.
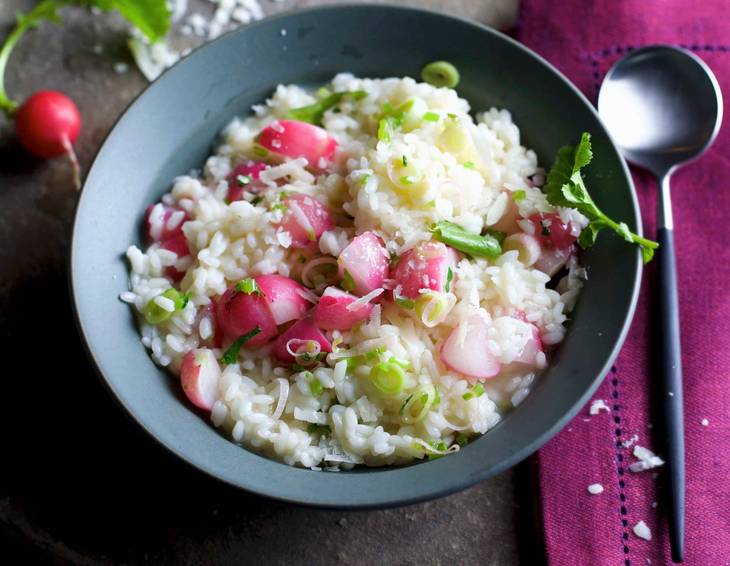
(0, 1, 545, 564)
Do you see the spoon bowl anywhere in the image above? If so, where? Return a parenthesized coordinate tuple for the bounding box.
(598, 45, 723, 176)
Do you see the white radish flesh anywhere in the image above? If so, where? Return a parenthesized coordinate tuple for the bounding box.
(255, 274, 310, 325)
(337, 231, 390, 296)
(313, 286, 374, 330)
(278, 193, 334, 248)
(440, 315, 501, 382)
(180, 349, 221, 411)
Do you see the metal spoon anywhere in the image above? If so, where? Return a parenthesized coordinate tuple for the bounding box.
(598, 45, 723, 563)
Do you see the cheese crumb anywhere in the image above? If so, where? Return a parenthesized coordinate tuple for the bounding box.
(589, 399, 610, 415)
(587, 483, 604, 495)
(633, 520, 652, 541)
(629, 445, 665, 473)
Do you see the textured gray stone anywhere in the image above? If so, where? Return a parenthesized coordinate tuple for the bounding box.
(0, 2, 544, 564)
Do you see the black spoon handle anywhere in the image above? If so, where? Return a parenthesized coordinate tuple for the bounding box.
(657, 225, 685, 563)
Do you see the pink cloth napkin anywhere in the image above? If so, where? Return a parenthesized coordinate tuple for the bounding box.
(517, 1, 730, 564)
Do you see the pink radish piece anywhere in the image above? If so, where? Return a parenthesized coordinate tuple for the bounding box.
(145, 203, 188, 243)
(273, 318, 332, 363)
(160, 232, 190, 281)
(490, 193, 521, 235)
(257, 120, 338, 172)
(503, 233, 541, 267)
(528, 213, 579, 250)
(512, 323, 544, 366)
(314, 286, 374, 330)
(255, 274, 310, 325)
(534, 247, 573, 277)
(180, 348, 221, 411)
(337, 231, 390, 296)
(227, 160, 268, 202)
(278, 193, 334, 248)
(440, 315, 501, 382)
(216, 286, 278, 347)
(393, 241, 458, 299)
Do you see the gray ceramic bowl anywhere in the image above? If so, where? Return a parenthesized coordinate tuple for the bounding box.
(71, 4, 642, 508)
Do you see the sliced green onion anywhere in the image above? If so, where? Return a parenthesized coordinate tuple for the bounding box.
(394, 296, 415, 310)
(370, 361, 406, 395)
(421, 61, 460, 88)
(399, 385, 437, 424)
(235, 278, 261, 295)
(307, 423, 331, 435)
(341, 269, 356, 292)
(485, 228, 506, 246)
(463, 161, 475, 170)
(222, 326, 262, 364)
(287, 90, 368, 125)
(389, 356, 410, 369)
(271, 203, 288, 213)
(360, 173, 371, 186)
(402, 155, 408, 166)
(250, 196, 263, 206)
(456, 434, 469, 446)
(462, 382, 486, 400)
(143, 288, 190, 325)
(365, 346, 386, 361)
(422, 111, 440, 122)
(399, 175, 414, 185)
(512, 189, 526, 202)
(315, 86, 332, 99)
(252, 144, 269, 157)
(309, 377, 324, 396)
(444, 267, 453, 293)
(427, 440, 449, 460)
(377, 115, 400, 142)
(431, 221, 502, 258)
(236, 174, 252, 186)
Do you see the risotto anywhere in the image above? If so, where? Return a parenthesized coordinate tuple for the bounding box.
(121, 70, 589, 469)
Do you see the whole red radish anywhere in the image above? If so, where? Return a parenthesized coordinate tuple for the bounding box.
(15, 90, 82, 187)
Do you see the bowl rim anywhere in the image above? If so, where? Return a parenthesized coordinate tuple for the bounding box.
(69, 2, 643, 509)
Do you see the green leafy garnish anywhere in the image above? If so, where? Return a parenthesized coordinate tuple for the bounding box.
(0, 0, 170, 114)
(444, 267, 453, 293)
(512, 189, 526, 202)
(544, 133, 658, 263)
(402, 155, 408, 166)
(287, 90, 367, 125)
(221, 326, 262, 365)
(394, 296, 415, 310)
(236, 175, 251, 186)
(431, 221, 502, 258)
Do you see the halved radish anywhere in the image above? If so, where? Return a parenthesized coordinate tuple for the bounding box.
(277, 193, 334, 248)
(255, 274, 310, 325)
(393, 241, 458, 299)
(528, 213, 579, 250)
(512, 323, 543, 366)
(489, 192, 521, 235)
(257, 120, 337, 172)
(216, 286, 278, 347)
(145, 203, 188, 243)
(337, 231, 390, 296)
(180, 348, 221, 411)
(503, 233, 541, 267)
(272, 317, 332, 363)
(313, 286, 373, 330)
(440, 315, 501, 382)
(534, 247, 573, 277)
(160, 232, 190, 281)
(226, 160, 269, 202)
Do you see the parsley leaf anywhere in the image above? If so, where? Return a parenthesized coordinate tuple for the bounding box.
(544, 133, 658, 263)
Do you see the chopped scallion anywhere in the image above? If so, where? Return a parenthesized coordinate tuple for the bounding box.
(142, 288, 190, 325)
(287, 90, 368, 125)
(370, 360, 406, 395)
(394, 296, 415, 310)
(463, 161, 475, 170)
(512, 189, 526, 202)
(235, 278, 261, 295)
(221, 326, 262, 364)
(422, 111, 440, 122)
(341, 269, 356, 292)
(444, 266, 453, 293)
(236, 174, 252, 186)
(421, 61, 460, 88)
